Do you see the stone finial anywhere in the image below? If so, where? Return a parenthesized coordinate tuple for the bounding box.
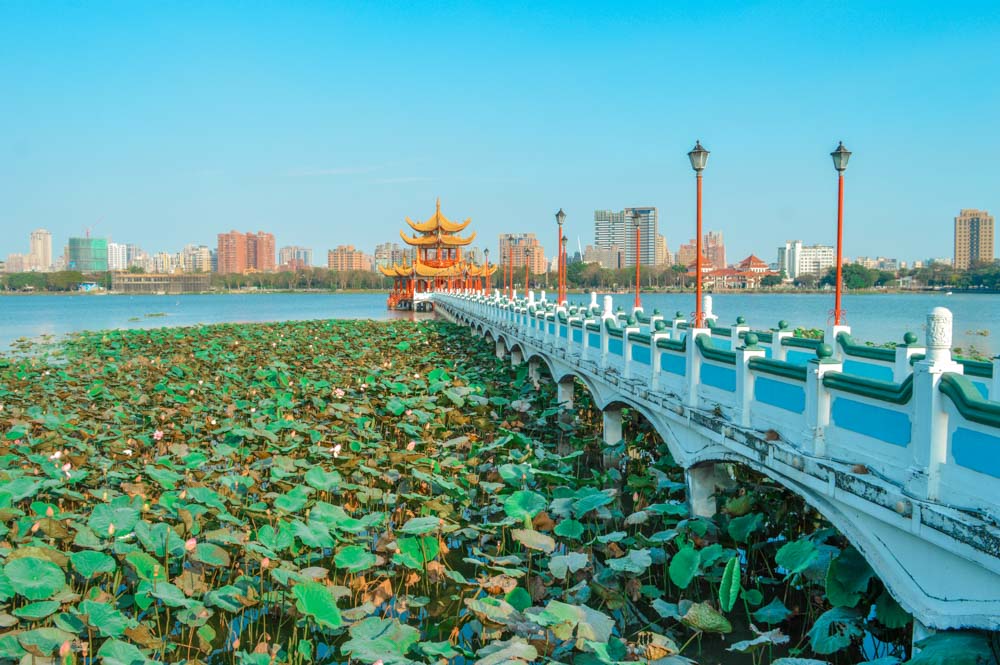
(602, 295, 614, 318)
(816, 343, 834, 360)
(736, 316, 746, 325)
(704, 295, 715, 318)
(539, 290, 546, 303)
(903, 331, 918, 346)
(743, 333, 759, 349)
(527, 291, 535, 306)
(926, 307, 953, 362)
(589, 292, 598, 308)
(777, 320, 789, 330)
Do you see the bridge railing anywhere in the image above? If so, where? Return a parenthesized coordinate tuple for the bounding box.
(437, 290, 1000, 519)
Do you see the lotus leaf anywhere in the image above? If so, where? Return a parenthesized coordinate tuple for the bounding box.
(342, 616, 420, 664)
(335, 544, 377, 573)
(681, 600, 733, 634)
(668, 545, 700, 589)
(776, 538, 819, 575)
(3, 557, 65, 600)
(511, 528, 555, 553)
(293, 581, 343, 629)
(807, 606, 863, 654)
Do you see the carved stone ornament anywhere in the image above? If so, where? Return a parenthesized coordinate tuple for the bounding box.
(926, 307, 952, 350)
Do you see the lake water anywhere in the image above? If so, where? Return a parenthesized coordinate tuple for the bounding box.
(0, 291, 996, 356)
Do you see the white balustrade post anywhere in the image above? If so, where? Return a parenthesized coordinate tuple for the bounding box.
(893, 331, 925, 383)
(804, 343, 842, 456)
(623, 318, 641, 380)
(589, 291, 598, 312)
(527, 290, 535, 306)
(735, 333, 766, 428)
(671, 312, 686, 340)
(599, 296, 614, 369)
(992, 356, 1000, 400)
(685, 326, 711, 408)
(825, 322, 851, 363)
(730, 316, 750, 347)
(703, 295, 718, 326)
(910, 307, 962, 501)
(650, 322, 670, 391)
(771, 321, 793, 361)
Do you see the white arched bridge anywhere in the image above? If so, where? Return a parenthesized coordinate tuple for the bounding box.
(433, 290, 1000, 635)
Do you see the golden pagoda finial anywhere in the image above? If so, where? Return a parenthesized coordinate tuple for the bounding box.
(436, 197, 441, 215)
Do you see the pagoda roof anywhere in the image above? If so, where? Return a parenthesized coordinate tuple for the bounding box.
(405, 198, 472, 234)
(399, 229, 476, 247)
(737, 254, 770, 269)
(378, 259, 496, 278)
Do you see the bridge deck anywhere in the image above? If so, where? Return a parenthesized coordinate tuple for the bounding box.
(436, 290, 1000, 632)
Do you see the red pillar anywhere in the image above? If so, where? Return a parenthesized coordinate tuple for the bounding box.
(834, 172, 845, 325)
(695, 173, 704, 326)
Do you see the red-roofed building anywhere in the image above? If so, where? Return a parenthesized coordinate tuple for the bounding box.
(686, 254, 779, 289)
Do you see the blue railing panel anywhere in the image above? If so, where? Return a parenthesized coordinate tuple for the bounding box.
(831, 397, 911, 446)
(755, 377, 806, 413)
(951, 427, 1000, 479)
(843, 359, 894, 382)
(701, 364, 736, 392)
(633, 344, 651, 365)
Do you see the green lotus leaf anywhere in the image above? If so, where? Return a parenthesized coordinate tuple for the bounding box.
(607, 548, 652, 575)
(807, 606, 863, 654)
(124, 551, 167, 583)
(727, 512, 764, 542)
(668, 544, 700, 589)
(553, 518, 585, 540)
(88, 502, 140, 538)
(681, 600, 733, 634)
(335, 545, 377, 573)
(397, 516, 442, 535)
(70, 550, 117, 579)
(78, 600, 137, 638)
(719, 556, 741, 612)
(16, 627, 75, 656)
(4, 557, 65, 600)
(548, 552, 589, 580)
(775, 538, 819, 575)
(342, 616, 420, 664)
(503, 490, 547, 521)
(12, 600, 61, 620)
(192, 542, 231, 567)
(394, 536, 440, 570)
(97, 637, 154, 665)
(292, 581, 343, 629)
(753, 597, 791, 625)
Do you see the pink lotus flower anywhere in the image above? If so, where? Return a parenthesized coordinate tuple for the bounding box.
(334, 388, 345, 398)
(406, 441, 416, 451)
(59, 641, 71, 658)
(261, 557, 270, 569)
(153, 430, 164, 441)
(185, 538, 197, 552)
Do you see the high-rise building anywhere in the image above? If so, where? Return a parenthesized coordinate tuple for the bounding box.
(654, 235, 670, 266)
(777, 240, 835, 279)
(327, 245, 373, 272)
(373, 242, 410, 270)
(278, 246, 313, 270)
(583, 244, 625, 269)
(29, 229, 52, 271)
(181, 244, 213, 273)
(953, 209, 994, 270)
(107, 242, 128, 271)
(594, 207, 661, 266)
(67, 237, 109, 272)
(498, 233, 547, 274)
(705, 231, 726, 269)
(216, 231, 276, 273)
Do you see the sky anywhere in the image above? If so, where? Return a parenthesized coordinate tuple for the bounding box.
(1, 1, 998, 266)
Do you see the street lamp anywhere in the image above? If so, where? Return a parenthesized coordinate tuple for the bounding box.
(632, 210, 642, 310)
(688, 140, 710, 326)
(483, 248, 490, 294)
(831, 141, 852, 326)
(556, 209, 566, 305)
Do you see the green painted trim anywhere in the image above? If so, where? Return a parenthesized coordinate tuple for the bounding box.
(678, 322, 691, 330)
(630, 332, 651, 346)
(696, 335, 737, 365)
(635, 311, 651, 324)
(939, 372, 1000, 428)
(956, 356, 994, 378)
(585, 322, 601, 332)
(570, 320, 584, 328)
(909, 353, 927, 365)
(656, 337, 686, 352)
(822, 371, 914, 405)
(557, 312, 568, 323)
(836, 332, 895, 362)
(713, 328, 732, 337)
(748, 357, 807, 382)
(782, 336, 822, 350)
(753, 330, 774, 343)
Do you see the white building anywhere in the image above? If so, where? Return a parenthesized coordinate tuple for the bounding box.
(107, 242, 129, 271)
(181, 244, 213, 273)
(777, 240, 835, 279)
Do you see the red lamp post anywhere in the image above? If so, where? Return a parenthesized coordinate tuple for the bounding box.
(632, 210, 642, 309)
(561, 234, 568, 301)
(555, 209, 566, 304)
(688, 141, 710, 326)
(484, 248, 490, 294)
(508, 249, 514, 301)
(831, 141, 852, 326)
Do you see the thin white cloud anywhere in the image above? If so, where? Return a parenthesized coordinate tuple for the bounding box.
(369, 176, 432, 184)
(285, 166, 379, 177)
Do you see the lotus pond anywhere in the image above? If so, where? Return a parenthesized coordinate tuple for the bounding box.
(0, 319, 995, 665)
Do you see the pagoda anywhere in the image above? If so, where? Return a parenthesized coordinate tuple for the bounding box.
(380, 199, 496, 310)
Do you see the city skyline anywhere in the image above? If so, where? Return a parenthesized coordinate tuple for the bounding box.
(1, 3, 997, 265)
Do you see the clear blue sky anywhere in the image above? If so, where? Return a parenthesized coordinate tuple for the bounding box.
(1, 1, 997, 265)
